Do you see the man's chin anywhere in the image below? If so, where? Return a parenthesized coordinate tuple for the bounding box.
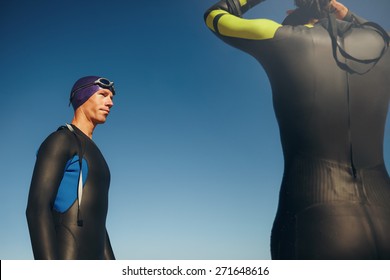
(95, 118, 108, 125)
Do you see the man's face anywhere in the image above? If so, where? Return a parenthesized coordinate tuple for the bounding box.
(79, 88, 114, 125)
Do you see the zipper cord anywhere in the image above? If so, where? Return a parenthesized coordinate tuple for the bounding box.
(345, 72, 357, 178)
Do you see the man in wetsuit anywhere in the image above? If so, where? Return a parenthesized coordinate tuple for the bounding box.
(26, 76, 116, 259)
(204, 0, 390, 259)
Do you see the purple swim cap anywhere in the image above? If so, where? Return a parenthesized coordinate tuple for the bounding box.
(69, 76, 115, 110)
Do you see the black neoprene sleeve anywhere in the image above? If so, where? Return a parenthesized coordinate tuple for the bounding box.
(26, 131, 76, 259)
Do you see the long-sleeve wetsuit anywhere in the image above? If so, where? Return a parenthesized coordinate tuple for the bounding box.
(26, 124, 115, 259)
(205, 0, 390, 259)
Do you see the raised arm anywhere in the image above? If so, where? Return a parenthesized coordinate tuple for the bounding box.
(204, 0, 282, 41)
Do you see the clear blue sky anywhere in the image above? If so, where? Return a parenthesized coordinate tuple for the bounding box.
(0, 0, 389, 260)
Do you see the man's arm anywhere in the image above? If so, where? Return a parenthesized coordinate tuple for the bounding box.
(26, 131, 72, 259)
(205, 0, 266, 18)
(204, 0, 281, 41)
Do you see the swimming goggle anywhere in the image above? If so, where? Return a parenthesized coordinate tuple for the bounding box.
(69, 77, 115, 103)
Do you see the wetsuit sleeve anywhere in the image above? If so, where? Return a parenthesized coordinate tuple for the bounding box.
(26, 131, 73, 259)
(204, 0, 281, 42)
(103, 229, 115, 260)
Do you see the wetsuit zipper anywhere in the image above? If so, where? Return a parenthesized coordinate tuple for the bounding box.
(346, 64, 357, 179)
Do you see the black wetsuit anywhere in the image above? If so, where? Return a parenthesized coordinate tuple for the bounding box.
(26, 124, 115, 259)
(205, 1, 390, 259)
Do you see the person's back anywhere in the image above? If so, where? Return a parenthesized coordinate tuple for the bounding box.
(267, 22, 390, 258)
(205, 0, 390, 259)
(253, 19, 389, 170)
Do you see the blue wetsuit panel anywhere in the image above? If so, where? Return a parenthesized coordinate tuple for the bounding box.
(53, 155, 88, 213)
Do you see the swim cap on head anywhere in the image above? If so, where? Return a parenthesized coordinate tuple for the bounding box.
(69, 76, 115, 110)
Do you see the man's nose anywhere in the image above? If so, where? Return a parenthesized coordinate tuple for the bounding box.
(106, 98, 114, 108)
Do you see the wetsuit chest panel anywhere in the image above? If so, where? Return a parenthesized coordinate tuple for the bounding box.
(55, 130, 111, 259)
(79, 143, 111, 217)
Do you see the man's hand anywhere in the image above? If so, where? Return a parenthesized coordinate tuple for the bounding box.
(330, 0, 349, 20)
